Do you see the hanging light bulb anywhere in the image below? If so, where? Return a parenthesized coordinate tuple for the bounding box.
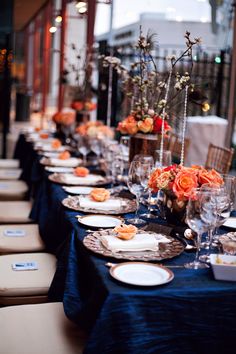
(75, 1, 87, 14)
(75, 1, 86, 9)
(55, 15, 62, 23)
(49, 26, 57, 33)
(202, 102, 210, 112)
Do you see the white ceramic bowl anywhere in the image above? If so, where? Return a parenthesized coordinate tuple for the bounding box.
(210, 254, 236, 281)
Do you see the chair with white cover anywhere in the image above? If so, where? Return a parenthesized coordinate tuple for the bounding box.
(0, 252, 56, 305)
(0, 302, 86, 354)
(0, 168, 22, 180)
(0, 180, 28, 200)
(0, 159, 20, 169)
(0, 224, 45, 254)
(0, 201, 33, 223)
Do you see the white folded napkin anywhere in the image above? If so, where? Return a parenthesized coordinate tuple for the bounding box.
(48, 158, 80, 167)
(62, 174, 104, 185)
(79, 196, 121, 210)
(101, 233, 171, 252)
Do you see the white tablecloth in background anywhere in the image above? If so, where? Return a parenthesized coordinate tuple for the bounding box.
(185, 116, 228, 166)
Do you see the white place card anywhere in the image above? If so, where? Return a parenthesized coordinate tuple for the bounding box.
(12, 262, 38, 271)
(4, 229, 26, 237)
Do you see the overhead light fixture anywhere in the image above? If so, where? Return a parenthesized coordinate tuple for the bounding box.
(55, 15, 62, 23)
(49, 26, 57, 33)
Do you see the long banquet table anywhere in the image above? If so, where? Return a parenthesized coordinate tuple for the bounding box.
(15, 134, 236, 354)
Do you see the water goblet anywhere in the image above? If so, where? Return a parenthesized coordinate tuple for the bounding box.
(78, 138, 90, 165)
(127, 161, 146, 225)
(184, 189, 218, 269)
(154, 150, 172, 168)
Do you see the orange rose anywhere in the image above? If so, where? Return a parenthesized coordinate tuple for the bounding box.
(35, 127, 41, 132)
(58, 151, 71, 160)
(74, 167, 89, 177)
(148, 169, 161, 192)
(156, 171, 172, 190)
(198, 169, 223, 186)
(114, 224, 138, 240)
(173, 170, 198, 200)
(51, 139, 62, 149)
(117, 115, 138, 135)
(40, 133, 49, 139)
(137, 117, 153, 133)
(90, 188, 110, 202)
(71, 101, 84, 111)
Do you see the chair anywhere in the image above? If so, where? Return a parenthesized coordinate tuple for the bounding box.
(0, 159, 20, 169)
(0, 201, 33, 223)
(205, 143, 234, 174)
(0, 252, 56, 305)
(0, 302, 86, 354)
(0, 168, 22, 180)
(0, 180, 28, 200)
(0, 224, 45, 254)
(168, 133, 190, 164)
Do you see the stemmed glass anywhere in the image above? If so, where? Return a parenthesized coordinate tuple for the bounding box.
(132, 155, 156, 217)
(184, 189, 218, 269)
(77, 137, 90, 165)
(154, 150, 172, 168)
(127, 161, 146, 225)
(111, 156, 124, 189)
(89, 138, 102, 165)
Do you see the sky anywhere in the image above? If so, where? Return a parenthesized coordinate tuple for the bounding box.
(95, 0, 211, 35)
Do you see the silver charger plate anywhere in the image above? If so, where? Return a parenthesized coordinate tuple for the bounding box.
(62, 196, 136, 214)
(83, 230, 185, 261)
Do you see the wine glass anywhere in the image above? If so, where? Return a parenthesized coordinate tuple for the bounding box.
(127, 161, 146, 225)
(111, 156, 124, 189)
(78, 137, 90, 165)
(139, 162, 156, 219)
(89, 138, 102, 165)
(221, 174, 236, 211)
(154, 150, 172, 168)
(184, 189, 218, 269)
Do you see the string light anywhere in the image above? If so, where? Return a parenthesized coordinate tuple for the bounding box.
(49, 26, 57, 33)
(75, 1, 87, 14)
(55, 15, 62, 23)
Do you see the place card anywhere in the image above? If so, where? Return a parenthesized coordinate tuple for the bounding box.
(12, 262, 38, 271)
(4, 229, 26, 237)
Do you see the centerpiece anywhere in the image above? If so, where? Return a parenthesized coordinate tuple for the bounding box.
(61, 44, 97, 123)
(103, 29, 201, 161)
(75, 121, 114, 140)
(148, 164, 223, 224)
(52, 110, 76, 142)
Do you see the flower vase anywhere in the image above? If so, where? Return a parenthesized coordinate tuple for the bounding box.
(76, 111, 90, 124)
(162, 191, 187, 226)
(129, 133, 169, 162)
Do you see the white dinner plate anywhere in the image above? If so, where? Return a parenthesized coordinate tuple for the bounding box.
(63, 186, 93, 195)
(223, 217, 236, 229)
(109, 262, 174, 286)
(76, 214, 123, 228)
(45, 167, 74, 173)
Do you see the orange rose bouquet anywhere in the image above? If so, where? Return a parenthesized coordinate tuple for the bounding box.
(149, 164, 223, 202)
(149, 164, 223, 223)
(76, 121, 114, 139)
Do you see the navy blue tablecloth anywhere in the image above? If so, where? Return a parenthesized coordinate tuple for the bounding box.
(15, 134, 236, 354)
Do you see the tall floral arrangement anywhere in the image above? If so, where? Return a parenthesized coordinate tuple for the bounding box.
(61, 44, 97, 112)
(103, 29, 201, 135)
